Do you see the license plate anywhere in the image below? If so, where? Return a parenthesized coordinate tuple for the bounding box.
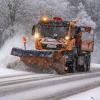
(47, 44, 57, 48)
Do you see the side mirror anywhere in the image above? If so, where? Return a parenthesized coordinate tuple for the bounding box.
(85, 27, 91, 33)
(32, 25, 35, 35)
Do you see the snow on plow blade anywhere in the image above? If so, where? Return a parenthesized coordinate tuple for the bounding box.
(11, 48, 54, 58)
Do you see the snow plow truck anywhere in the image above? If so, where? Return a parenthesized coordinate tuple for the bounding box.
(11, 16, 95, 74)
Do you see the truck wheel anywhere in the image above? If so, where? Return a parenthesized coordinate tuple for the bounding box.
(82, 53, 91, 72)
(72, 57, 77, 73)
(77, 54, 87, 72)
(85, 53, 91, 72)
(69, 57, 77, 73)
(83, 56, 87, 72)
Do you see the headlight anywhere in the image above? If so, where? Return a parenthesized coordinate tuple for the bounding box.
(34, 33, 40, 39)
(65, 36, 70, 40)
(43, 17, 48, 21)
(41, 16, 49, 22)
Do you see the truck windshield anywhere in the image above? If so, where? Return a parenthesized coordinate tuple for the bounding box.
(38, 21, 68, 39)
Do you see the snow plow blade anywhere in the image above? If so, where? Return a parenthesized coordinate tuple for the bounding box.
(11, 48, 54, 58)
(11, 48, 66, 74)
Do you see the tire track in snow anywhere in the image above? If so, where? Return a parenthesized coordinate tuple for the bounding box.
(0, 71, 100, 97)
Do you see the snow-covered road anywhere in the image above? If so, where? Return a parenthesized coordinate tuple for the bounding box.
(0, 67, 29, 76)
(0, 65, 100, 100)
(62, 87, 100, 100)
(0, 63, 100, 100)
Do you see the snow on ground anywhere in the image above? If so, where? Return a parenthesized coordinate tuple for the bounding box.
(62, 87, 100, 100)
(91, 63, 100, 68)
(0, 67, 29, 76)
(0, 63, 99, 77)
(1, 76, 100, 100)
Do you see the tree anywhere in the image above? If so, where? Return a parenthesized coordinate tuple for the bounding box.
(0, 0, 24, 36)
(6, 0, 24, 36)
(77, 2, 96, 28)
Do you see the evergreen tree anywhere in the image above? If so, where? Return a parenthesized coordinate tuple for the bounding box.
(77, 2, 96, 28)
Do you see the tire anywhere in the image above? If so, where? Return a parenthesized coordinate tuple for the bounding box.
(85, 53, 91, 72)
(65, 49, 78, 73)
(65, 59, 77, 73)
(71, 49, 78, 73)
(77, 55, 83, 72)
(68, 56, 77, 73)
(82, 53, 91, 72)
(72, 57, 77, 73)
(83, 56, 87, 72)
